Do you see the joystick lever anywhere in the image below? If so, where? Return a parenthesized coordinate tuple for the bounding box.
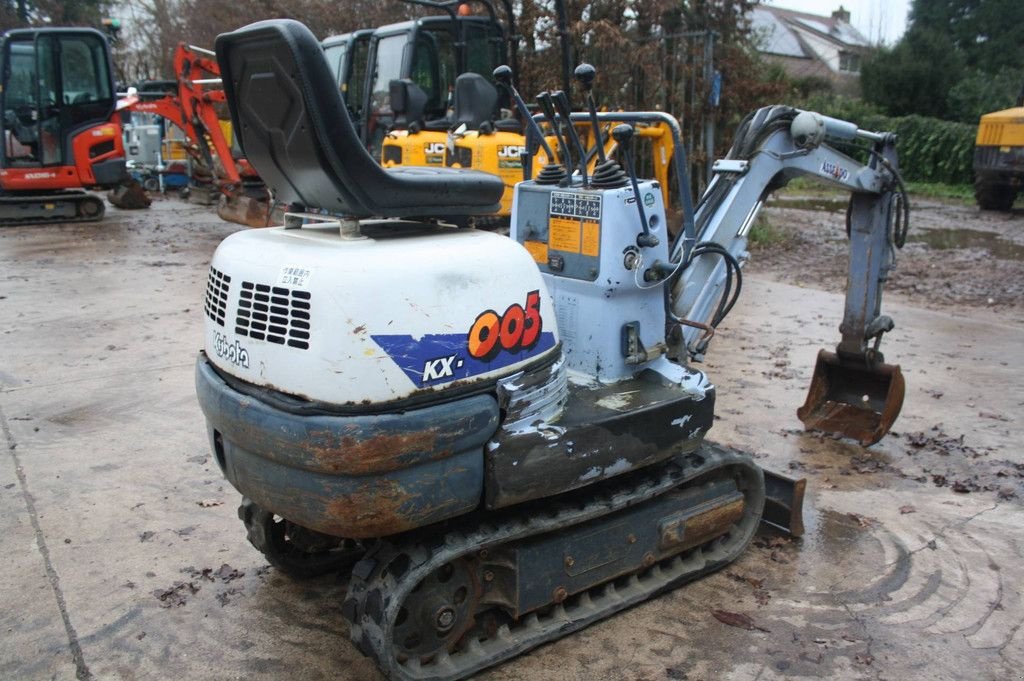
(537, 91, 573, 182)
(493, 65, 565, 184)
(574, 63, 607, 164)
(612, 124, 658, 248)
(552, 90, 589, 186)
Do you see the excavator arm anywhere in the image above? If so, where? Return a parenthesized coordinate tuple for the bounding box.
(669, 106, 907, 445)
(124, 44, 279, 226)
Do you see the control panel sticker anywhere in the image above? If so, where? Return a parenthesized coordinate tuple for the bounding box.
(581, 221, 600, 257)
(550, 191, 601, 220)
(549, 216, 581, 253)
(548, 191, 602, 256)
(524, 240, 549, 264)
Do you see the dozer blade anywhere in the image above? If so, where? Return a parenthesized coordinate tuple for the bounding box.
(761, 469, 806, 537)
(797, 349, 905, 446)
(217, 192, 284, 228)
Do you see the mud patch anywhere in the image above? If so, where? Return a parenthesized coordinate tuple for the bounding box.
(907, 227, 1024, 260)
(751, 196, 1024, 320)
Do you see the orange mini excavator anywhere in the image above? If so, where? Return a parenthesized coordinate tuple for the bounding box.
(1, 27, 129, 224)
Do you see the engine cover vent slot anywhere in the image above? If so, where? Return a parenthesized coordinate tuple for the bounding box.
(235, 281, 311, 350)
(204, 266, 231, 327)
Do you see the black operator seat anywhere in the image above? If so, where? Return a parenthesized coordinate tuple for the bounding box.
(215, 19, 503, 219)
(453, 73, 498, 130)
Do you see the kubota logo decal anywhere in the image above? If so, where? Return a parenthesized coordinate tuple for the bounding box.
(371, 291, 554, 388)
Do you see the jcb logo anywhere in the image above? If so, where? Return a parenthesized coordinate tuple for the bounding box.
(497, 145, 525, 159)
(424, 142, 446, 155)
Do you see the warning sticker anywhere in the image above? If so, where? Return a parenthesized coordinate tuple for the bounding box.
(549, 216, 581, 253)
(524, 240, 549, 264)
(581, 220, 600, 257)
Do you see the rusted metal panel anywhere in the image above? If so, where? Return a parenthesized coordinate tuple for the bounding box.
(485, 375, 716, 509)
(195, 357, 497, 538)
(197, 357, 498, 476)
(797, 349, 905, 446)
(509, 479, 742, 617)
(220, 435, 482, 538)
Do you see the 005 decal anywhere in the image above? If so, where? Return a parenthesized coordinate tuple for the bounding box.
(467, 290, 542, 361)
(372, 291, 554, 388)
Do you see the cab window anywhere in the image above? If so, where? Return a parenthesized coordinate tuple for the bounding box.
(410, 28, 455, 119)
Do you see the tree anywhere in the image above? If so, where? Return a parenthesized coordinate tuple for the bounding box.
(909, 0, 1024, 73)
(947, 66, 1024, 123)
(1, 0, 110, 30)
(861, 28, 965, 118)
(862, 0, 1024, 120)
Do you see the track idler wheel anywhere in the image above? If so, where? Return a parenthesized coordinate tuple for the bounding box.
(392, 558, 481, 664)
(238, 498, 362, 578)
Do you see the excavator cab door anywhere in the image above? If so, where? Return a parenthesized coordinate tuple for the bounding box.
(1, 29, 115, 173)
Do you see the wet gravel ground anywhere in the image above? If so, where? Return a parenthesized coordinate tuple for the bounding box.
(750, 195, 1024, 324)
(1, 196, 1022, 681)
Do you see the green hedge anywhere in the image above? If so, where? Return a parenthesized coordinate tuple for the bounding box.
(799, 97, 978, 185)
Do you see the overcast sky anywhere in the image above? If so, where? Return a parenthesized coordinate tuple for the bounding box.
(766, 0, 913, 45)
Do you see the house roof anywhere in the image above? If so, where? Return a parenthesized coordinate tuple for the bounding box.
(751, 5, 871, 59)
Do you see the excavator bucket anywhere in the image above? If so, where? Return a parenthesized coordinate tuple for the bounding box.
(216, 192, 284, 228)
(797, 349, 905, 446)
(107, 179, 152, 210)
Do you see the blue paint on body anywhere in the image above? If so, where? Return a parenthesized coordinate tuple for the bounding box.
(372, 331, 556, 388)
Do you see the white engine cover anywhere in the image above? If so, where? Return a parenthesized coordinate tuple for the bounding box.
(202, 222, 559, 406)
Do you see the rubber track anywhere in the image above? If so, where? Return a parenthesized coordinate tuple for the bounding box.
(0, 194, 105, 226)
(343, 443, 765, 681)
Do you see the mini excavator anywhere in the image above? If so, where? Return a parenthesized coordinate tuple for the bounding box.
(196, 19, 908, 681)
(1, 27, 129, 224)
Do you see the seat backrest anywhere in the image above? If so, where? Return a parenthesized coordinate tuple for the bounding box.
(453, 73, 498, 130)
(389, 79, 428, 131)
(216, 19, 503, 219)
(216, 20, 392, 217)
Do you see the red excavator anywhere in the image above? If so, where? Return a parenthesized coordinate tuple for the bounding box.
(1, 27, 130, 224)
(124, 43, 279, 227)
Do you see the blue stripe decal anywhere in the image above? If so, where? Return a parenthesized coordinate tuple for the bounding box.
(372, 332, 556, 388)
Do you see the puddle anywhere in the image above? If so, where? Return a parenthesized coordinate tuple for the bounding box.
(908, 227, 1024, 261)
(767, 196, 847, 212)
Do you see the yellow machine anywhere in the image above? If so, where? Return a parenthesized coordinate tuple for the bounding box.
(973, 87, 1024, 211)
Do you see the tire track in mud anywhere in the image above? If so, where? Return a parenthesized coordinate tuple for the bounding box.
(759, 490, 1023, 678)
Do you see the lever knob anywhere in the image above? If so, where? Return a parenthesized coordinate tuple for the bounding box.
(492, 65, 513, 85)
(611, 123, 634, 145)
(574, 63, 596, 91)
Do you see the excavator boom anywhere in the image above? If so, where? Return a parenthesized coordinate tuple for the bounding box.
(669, 107, 907, 444)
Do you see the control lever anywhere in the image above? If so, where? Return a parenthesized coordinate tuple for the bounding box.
(552, 90, 589, 186)
(493, 65, 565, 184)
(537, 91, 573, 182)
(574, 63, 626, 188)
(574, 63, 606, 164)
(612, 124, 658, 248)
